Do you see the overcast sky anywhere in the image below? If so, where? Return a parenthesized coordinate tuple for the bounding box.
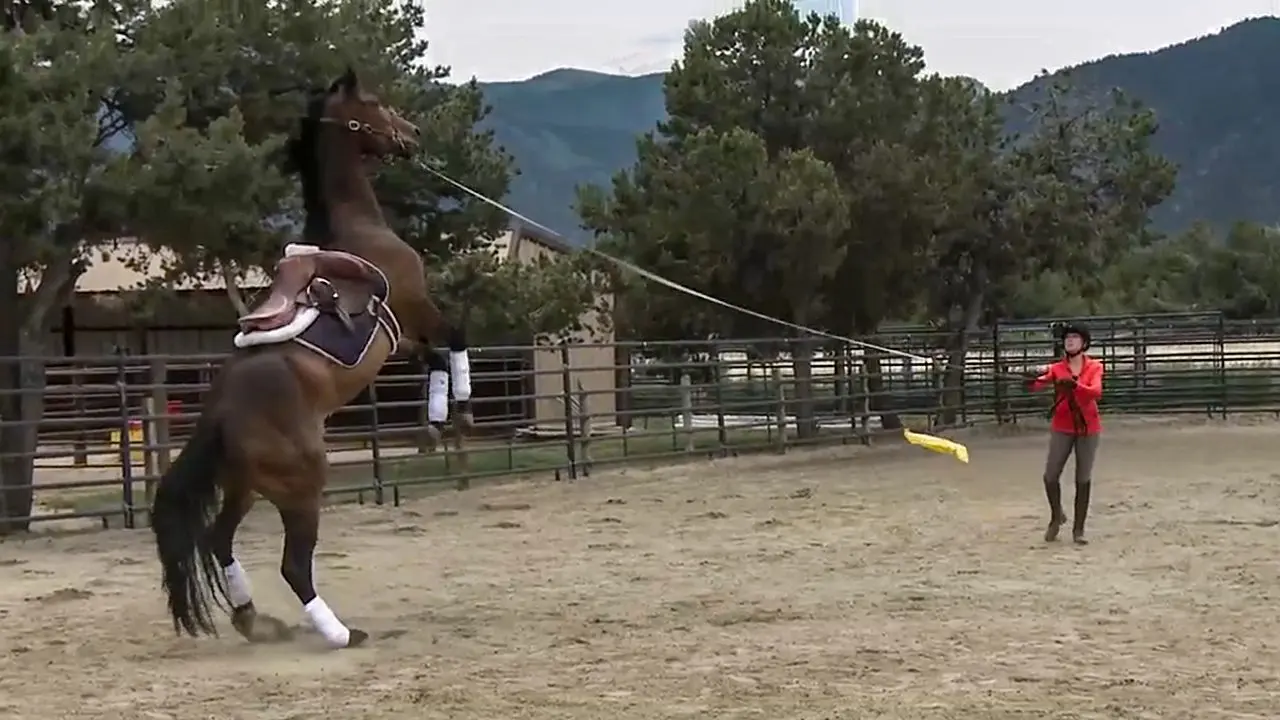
(424, 0, 1275, 90)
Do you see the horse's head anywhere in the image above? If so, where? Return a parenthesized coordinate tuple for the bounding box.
(283, 67, 421, 243)
(316, 66, 420, 159)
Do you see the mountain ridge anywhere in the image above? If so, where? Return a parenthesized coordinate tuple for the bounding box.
(479, 17, 1280, 245)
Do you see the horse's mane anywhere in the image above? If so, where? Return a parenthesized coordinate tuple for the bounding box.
(286, 89, 330, 243)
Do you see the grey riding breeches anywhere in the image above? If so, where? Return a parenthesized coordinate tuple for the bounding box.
(1043, 431, 1100, 486)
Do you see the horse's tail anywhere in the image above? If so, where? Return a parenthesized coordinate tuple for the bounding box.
(151, 416, 229, 637)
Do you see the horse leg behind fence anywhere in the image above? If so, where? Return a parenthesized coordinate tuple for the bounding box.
(395, 283, 473, 449)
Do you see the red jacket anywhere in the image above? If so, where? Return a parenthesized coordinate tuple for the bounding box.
(1030, 355, 1104, 435)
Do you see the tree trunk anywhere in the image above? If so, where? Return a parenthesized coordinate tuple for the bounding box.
(0, 251, 78, 534)
(221, 265, 249, 315)
(0, 332, 50, 534)
(861, 350, 902, 431)
(0, 247, 26, 533)
(790, 338, 818, 439)
(938, 287, 986, 427)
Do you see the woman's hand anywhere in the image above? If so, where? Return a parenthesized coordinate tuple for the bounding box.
(1055, 377, 1077, 389)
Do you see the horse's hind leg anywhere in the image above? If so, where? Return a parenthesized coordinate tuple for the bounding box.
(203, 486, 258, 638)
(408, 294, 473, 431)
(279, 500, 368, 649)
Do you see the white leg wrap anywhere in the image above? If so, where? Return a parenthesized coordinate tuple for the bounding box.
(224, 559, 253, 607)
(449, 349, 472, 402)
(427, 369, 449, 423)
(303, 596, 351, 648)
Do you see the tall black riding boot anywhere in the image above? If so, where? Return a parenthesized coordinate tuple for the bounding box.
(1044, 481, 1066, 542)
(1072, 482, 1092, 545)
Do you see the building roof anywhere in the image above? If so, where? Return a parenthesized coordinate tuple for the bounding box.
(509, 220, 578, 255)
(490, 223, 579, 261)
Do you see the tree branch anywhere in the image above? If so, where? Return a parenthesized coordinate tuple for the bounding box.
(221, 265, 248, 315)
(23, 249, 83, 334)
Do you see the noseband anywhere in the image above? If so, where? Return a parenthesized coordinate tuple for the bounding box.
(318, 115, 410, 150)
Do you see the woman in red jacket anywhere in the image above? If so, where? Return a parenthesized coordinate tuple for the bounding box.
(1027, 322, 1104, 544)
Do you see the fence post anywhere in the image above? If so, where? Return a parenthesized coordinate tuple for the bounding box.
(142, 358, 168, 526)
(114, 350, 135, 530)
(992, 320, 1005, 424)
(679, 373, 694, 452)
(395, 376, 408, 505)
(615, 343, 633, 431)
(857, 364, 870, 445)
(576, 380, 592, 476)
(1134, 324, 1148, 393)
(559, 341, 578, 480)
(772, 366, 787, 453)
(140, 396, 156, 526)
(930, 361, 944, 429)
(415, 365, 431, 455)
(72, 366, 87, 466)
(368, 380, 384, 504)
(1216, 313, 1227, 418)
(842, 346, 855, 438)
(148, 358, 170, 478)
(833, 346, 847, 427)
(452, 408, 469, 490)
(712, 342, 727, 452)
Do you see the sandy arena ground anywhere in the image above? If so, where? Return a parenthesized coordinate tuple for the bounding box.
(2, 418, 1280, 719)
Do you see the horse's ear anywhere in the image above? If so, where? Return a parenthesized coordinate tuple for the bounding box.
(338, 65, 360, 95)
(282, 137, 302, 174)
(326, 67, 359, 95)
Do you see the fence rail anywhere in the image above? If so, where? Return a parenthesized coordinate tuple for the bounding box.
(3, 311, 1279, 531)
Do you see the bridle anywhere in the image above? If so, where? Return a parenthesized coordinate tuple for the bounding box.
(317, 114, 412, 151)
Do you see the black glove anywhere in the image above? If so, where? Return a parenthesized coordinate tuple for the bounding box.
(1055, 377, 1077, 389)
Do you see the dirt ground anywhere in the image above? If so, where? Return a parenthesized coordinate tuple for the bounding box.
(3, 418, 1280, 719)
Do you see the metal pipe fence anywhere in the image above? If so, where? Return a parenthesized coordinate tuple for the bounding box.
(3, 311, 1280, 530)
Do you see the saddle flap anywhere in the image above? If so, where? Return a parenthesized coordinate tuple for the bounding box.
(314, 252, 375, 283)
(303, 277, 372, 325)
(318, 277, 375, 316)
(239, 251, 385, 333)
(240, 256, 319, 329)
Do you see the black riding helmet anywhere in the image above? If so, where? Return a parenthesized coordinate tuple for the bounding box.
(1059, 321, 1091, 353)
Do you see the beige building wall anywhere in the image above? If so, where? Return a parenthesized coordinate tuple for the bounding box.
(22, 238, 271, 295)
(530, 341, 616, 429)
(496, 227, 618, 428)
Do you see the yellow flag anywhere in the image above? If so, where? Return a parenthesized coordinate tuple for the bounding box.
(903, 428, 970, 464)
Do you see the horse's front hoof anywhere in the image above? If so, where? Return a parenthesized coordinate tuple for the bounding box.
(424, 424, 443, 451)
(456, 410, 475, 431)
(346, 628, 369, 648)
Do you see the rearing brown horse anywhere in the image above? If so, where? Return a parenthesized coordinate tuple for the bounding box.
(150, 68, 472, 649)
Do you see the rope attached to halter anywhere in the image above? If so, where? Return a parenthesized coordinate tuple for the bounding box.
(415, 161, 933, 365)
(415, 161, 971, 462)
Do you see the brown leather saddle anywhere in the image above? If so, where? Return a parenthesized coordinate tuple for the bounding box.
(239, 250, 384, 333)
